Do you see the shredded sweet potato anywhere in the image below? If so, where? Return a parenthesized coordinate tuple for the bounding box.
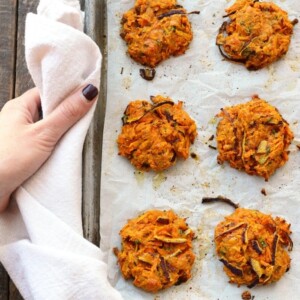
(114, 210, 195, 292)
(216, 0, 298, 70)
(120, 0, 194, 67)
(117, 95, 197, 171)
(215, 208, 292, 287)
(216, 95, 294, 180)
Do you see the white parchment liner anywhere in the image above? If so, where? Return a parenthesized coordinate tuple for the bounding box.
(101, 1, 300, 299)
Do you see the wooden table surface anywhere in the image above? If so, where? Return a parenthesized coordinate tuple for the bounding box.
(0, 0, 107, 298)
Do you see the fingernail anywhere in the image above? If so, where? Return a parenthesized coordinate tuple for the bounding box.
(82, 84, 98, 101)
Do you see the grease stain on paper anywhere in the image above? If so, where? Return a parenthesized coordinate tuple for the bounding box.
(134, 171, 145, 186)
(152, 172, 167, 190)
(122, 77, 132, 89)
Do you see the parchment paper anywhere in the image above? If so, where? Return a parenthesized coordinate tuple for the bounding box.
(101, 0, 300, 299)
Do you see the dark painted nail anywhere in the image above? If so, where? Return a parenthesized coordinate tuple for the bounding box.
(82, 84, 98, 101)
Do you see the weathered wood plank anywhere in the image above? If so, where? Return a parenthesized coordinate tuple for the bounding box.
(9, 2, 38, 299)
(14, 0, 38, 97)
(82, 0, 107, 246)
(0, 0, 17, 107)
(8, 285, 23, 300)
(0, 264, 9, 300)
(80, 0, 85, 11)
(0, 1, 17, 299)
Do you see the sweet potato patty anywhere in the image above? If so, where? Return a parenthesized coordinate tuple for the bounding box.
(215, 208, 292, 287)
(120, 0, 194, 68)
(117, 95, 197, 171)
(216, 95, 294, 180)
(216, 0, 298, 70)
(114, 210, 195, 292)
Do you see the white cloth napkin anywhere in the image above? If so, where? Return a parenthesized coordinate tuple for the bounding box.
(0, 0, 122, 299)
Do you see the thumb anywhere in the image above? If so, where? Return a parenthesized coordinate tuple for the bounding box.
(34, 84, 98, 145)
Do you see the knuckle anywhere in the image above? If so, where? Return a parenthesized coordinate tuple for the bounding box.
(1, 99, 18, 112)
(0, 100, 25, 123)
(59, 101, 80, 121)
(30, 125, 58, 152)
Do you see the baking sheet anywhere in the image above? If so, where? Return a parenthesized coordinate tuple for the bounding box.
(101, 0, 300, 299)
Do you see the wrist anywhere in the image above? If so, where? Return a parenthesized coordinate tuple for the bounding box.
(0, 161, 14, 212)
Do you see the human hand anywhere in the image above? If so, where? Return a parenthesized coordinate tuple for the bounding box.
(0, 84, 98, 212)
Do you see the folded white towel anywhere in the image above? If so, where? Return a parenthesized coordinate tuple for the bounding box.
(0, 0, 122, 299)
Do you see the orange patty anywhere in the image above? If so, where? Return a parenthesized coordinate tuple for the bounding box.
(216, 96, 294, 180)
(120, 0, 194, 67)
(215, 208, 292, 287)
(216, 0, 298, 70)
(117, 95, 197, 171)
(114, 210, 195, 293)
